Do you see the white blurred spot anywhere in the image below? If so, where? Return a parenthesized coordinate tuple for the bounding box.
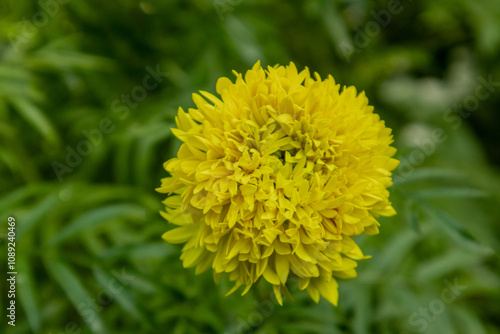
(399, 123, 433, 148)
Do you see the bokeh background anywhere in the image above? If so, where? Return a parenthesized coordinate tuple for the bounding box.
(1, 0, 500, 333)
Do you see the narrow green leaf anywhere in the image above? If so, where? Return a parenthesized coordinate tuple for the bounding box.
(74, 185, 139, 207)
(125, 122, 174, 139)
(92, 266, 149, 324)
(45, 260, 107, 334)
(394, 168, 464, 185)
(0, 183, 53, 214)
(280, 322, 336, 334)
(224, 16, 264, 65)
(99, 242, 175, 260)
(404, 200, 421, 233)
(0, 64, 30, 80)
(321, 0, 352, 58)
(453, 306, 488, 334)
(112, 270, 157, 294)
(134, 126, 172, 186)
(49, 204, 146, 246)
(422, 204, 494, 255)
(9, 97, 60, 145)
(29, 48, 115, 71)
(352, 286, 371, 334)
(17, 193, 60, 240)
(114, 137, 133, 184)
(415, 251, 483, 283)
(415, 187, 488, 199)
(17, 253, 41, 332)
(376, 229, 423, 272)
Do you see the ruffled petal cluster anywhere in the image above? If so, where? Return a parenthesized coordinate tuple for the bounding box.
(157, 61, 398, 305)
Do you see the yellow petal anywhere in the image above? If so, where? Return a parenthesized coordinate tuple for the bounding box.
(273, 285, 283, 306)
(162, 225, 195, 243)
(275, 255, 290, 284)
(306, 284, 320, 303)
(263, 264, 281, 285)
(316, 278, 339, 306)
(216, 77, 233, 94)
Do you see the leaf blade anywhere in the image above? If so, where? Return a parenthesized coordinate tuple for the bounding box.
(49, 204, 146, 246)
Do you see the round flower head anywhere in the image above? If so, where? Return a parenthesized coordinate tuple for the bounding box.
(157, 61, 399, 305)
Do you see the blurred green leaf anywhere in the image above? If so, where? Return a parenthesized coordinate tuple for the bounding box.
(9, 96, 60, 146)
(17, 192, 60, 240)
(17, 253, 41, 333)
(134, 124, 172, 186)
(92, 266, 149, 324)
(29, 48, 115, 71)
(0, 183, 54, 214)
(375, 228, 422, 273)
(422, 203, 494, 255)
(404, 200, 421, 233)
(414, 250, 483, 283)
(414, 187, 488, 199)
(49, 204, 146, 246)
(45, 260, 107, 334)
(453, 306, 489, 334)
(352, 287, 371, 334)
(394, 168, 464, 185)
(320, 0, 352, 59)
(99, 242, 174, 260)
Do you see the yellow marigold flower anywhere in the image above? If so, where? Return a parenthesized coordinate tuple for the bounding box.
(157, 61, 399, 306)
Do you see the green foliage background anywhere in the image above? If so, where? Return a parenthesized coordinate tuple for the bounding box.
(1, 0, 500, 333)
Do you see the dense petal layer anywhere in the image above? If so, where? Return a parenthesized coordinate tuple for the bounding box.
(158, 61, 398, 305)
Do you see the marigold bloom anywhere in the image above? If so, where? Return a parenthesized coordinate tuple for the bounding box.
(157, 61, 399, 305)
